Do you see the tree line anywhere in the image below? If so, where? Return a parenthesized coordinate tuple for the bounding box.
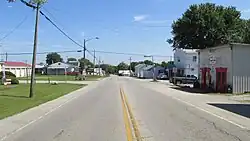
(167, 3, 250, 49)
(45, 52, 174, 74)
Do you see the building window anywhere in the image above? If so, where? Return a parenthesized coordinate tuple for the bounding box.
(178, 58, 180, 62)
(193, 56, 197, 62)
(191, 68, 194, 71)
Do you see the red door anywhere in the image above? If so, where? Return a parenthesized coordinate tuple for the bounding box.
(216, 68, 227, 93)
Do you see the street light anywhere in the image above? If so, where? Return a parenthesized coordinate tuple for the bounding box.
(82, 37, 99, 59)
(144, 55, 156, 81)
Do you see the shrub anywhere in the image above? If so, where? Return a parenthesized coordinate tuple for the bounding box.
(11, 78, 19, 85)
(0, 71, 16, 77)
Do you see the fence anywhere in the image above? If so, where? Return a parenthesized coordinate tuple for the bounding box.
(233, 76, 250, 93)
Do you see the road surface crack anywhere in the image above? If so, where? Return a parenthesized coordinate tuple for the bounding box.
(185, 107, 242, 141)
(53, 129, 64, 139)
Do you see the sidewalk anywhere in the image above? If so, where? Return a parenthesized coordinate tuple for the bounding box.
(19, 80, 94, 85)
(135, 80, 250, 130)
(0, 77, 109, 140)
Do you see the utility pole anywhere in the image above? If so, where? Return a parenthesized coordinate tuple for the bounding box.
(83, 39, 86, 59)
(29, 3, 40, 98)
(99, 57, 101, 76)
(93, 49, 96, 68)
(5, 52, 7, 62)
(129, 57, 132, 76)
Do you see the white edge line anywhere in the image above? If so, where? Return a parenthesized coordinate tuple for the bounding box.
(0, 94, 80, 141)
(171, 96, 248, 130)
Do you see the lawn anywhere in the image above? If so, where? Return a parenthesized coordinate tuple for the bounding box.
(0, 83, 85, 119)
(19, 75, 105, 81)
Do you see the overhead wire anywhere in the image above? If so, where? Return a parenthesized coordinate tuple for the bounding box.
(0, 13, 29, 42)
(39, 11, 96, 59)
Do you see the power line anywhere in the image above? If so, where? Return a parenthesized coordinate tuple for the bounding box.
(0, 13, 29, 42)
(39, 11, 96, 59)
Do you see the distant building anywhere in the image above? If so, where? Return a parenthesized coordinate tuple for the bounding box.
(174, 48, 198, 77)
(47, 62, 79, 75)
(0, 61, 31, 77)
(118, 70, 132, 76)
(199, 43, 250, 93)
(135, 64, 146, 78)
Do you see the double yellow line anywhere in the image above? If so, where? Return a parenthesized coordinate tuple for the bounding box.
(120, 87, 142, 141)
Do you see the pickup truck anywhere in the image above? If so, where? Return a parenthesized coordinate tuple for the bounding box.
(169, 75, 197, 85)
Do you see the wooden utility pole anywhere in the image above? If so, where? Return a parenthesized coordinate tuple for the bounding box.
(129, 57, 132, 76)
(29, 3, 40, 98)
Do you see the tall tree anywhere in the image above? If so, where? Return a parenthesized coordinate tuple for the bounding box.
(168, 3, 247, 49)
(129, 62, 139, 72)
(46, 52, 63, 65)
(78, 58, 94, 71)
(117, 62, 129, 70)
(144, 60, 154, 65)
(67, 57, 77, 63)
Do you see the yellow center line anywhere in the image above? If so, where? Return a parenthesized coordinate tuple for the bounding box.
(120, 88, 133, 141)
(120, 86, 142, 141)
(122, 88, 142, 141)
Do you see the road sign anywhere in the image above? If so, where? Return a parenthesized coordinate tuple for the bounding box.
(209, 56, 216, 65)
(173, 67, 177, 73)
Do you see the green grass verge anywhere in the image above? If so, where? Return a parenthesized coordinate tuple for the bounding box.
(0, 83, 85, 120)
(19, 75, 105, 81)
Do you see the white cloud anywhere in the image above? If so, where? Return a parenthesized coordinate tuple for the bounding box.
(242, 9, 250, 13)
(7, 5, 13, 8)
(133, 15, 148, 22)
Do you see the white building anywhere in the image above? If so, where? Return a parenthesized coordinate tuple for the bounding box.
(0, 61, 31, 77)
(174, 49, 198, 77)
(118, 70, 131, 76)
(135, 64, 146, 78)
(47, 62, 79, 75)
(199, 43, 250, 93)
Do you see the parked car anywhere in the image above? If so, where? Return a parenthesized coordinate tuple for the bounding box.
(157, 73, 168, 80)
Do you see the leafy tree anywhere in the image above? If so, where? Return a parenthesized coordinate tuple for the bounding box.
(106, 65, 117, 74)
(117, 62, 129, 70)
(161, 61, 168, 67)
(67, 57, 77, 63)
(78, 58, 94, 71)
(129, 62, 140, 72)
(8, 0, 47, 4)
(144, 60, 154, 65)
(168, 3, 248, 49)
(46, 52, 63, 65)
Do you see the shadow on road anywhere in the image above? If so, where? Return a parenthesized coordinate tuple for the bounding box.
(0, 94, 28, 99)
(208, 103, 250, 118)
(170, 86, 213, 94)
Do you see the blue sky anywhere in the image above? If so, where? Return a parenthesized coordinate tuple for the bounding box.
(1, 0, 250, 65)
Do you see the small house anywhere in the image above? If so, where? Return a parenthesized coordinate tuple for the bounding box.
(199, 43, 250, 93)
(0, 61, 31, 77)
(135, 64, 146, 78)
(47, 62, 79, 75)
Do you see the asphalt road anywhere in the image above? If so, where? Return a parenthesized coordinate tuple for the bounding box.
(3, 76, 250, 141)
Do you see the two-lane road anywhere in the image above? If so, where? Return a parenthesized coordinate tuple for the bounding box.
(2, 76, 250, 141)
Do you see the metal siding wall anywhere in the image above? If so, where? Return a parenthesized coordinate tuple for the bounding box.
(199, 45, 232, 89)
(232, 44, 250, 93)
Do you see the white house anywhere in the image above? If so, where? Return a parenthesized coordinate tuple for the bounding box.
(47, 62, 79, 75)
(135, 64, 146, 78)
(0, 61, 31, 77)
(199, 43, 250, 93)
(118, 70, 131, 76)
(174, 48, 198, 77)
(137, 65, 165, 79)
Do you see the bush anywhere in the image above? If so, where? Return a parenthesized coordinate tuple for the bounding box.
(0, 71, 16, 77)
(11, 78, 19, 85)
